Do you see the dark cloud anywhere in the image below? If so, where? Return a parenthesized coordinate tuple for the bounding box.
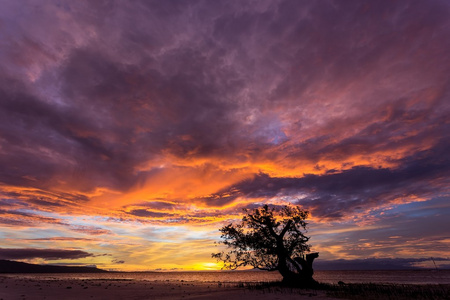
(112, 259, 125, 264)
(28, 198, 64, 208)
(137, 201, 178, 210)
(211, 138, 450, 218)
(0, 248, 93, 260)
(0, 190, 89, 207)
(0, 0, 448, 195)
(0, 209, 66, 227)
(126, 209, 174, 218)
(314, 196, 450, 252)
(70, 226, 113, 236)
(0, 76, 143, 192)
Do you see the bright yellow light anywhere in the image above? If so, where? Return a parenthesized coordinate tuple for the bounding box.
(192, 262, 222, 270)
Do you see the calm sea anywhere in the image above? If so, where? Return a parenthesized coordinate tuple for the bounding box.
(4, 270, 450, 285)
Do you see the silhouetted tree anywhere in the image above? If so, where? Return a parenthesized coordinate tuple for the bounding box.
(212, 205, 319, 287)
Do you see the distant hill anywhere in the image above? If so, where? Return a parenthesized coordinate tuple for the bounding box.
(0, 260, 108, 273)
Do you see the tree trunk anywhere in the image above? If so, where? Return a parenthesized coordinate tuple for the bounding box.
(280, 253, 319, 287)
(280, 271, 318, 287)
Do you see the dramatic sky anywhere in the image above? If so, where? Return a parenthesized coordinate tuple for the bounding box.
(0, 0, 449, 271)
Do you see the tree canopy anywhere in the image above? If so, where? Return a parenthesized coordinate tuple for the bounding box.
(212, 204, 319, 286)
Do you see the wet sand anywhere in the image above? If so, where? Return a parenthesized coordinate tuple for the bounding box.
(0, 276, 338, 300)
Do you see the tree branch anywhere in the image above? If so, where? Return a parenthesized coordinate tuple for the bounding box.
(280, 220, 292, 238)
(266, 222, 279, 239)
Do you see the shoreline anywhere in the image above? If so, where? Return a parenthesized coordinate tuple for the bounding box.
(1, 275, 449, 300)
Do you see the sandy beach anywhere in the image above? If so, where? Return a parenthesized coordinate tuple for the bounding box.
(0, 276, 338, 300)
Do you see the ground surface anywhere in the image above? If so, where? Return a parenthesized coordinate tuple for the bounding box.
(0, 276, 338, 300)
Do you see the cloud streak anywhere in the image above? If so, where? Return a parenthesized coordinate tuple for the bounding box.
(0, 248, 94, 260)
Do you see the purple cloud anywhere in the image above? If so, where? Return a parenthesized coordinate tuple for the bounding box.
(0, 248, 93, 260)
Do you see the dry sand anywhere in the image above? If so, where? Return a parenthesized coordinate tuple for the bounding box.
(0, 275, 339, 300)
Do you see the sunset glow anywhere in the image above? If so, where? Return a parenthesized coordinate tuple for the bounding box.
(0, 0, 449, 271)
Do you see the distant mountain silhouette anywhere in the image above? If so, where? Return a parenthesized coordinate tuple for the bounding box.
(0, 260, 108, 273)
